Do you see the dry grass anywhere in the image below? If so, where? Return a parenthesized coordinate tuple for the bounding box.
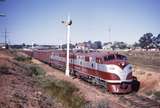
(41, 78, 86, 108)
(14, 56, 32, 62)
(120, 51, 160, 71)
(153, 91, 160, 100)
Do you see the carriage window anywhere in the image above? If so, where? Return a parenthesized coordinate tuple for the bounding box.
(116, 54, 127, 60)
(96, 58, 101, 63)
(73, 55, 76, 59)
(85, 57, 89, 62)
(104, 55, 115, 61)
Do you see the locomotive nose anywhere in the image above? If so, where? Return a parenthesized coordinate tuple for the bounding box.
(121, 62, 125, 66)
(118, 61, 127, 68)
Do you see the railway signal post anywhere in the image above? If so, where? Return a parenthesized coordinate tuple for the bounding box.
(62, 15, 72, 76)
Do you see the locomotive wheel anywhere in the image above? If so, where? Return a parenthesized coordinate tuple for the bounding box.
(91, 77, 97, 85)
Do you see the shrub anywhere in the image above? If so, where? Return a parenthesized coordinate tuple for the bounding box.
(153, 91, 160, 100)
(27, 65, 45, 77)
(96, 100, 109, 108)
(44, 79, 85, 108)
(145, 90, 153, 96)
(84, 100, 109, 108)
(0, 65, 10, 74)
(15, 56, 32, 62)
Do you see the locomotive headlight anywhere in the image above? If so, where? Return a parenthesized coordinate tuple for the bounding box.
(121, 62, 125, 66)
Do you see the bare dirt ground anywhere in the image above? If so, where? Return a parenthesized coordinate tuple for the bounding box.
(134, 65, 160, 94)
(121, 51, 160, 98)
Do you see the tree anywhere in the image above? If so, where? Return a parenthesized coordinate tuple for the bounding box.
(118, 42, 127, 49)
(111, 44, 116, 50)
(111, 41, 127, 49)
(154, 34, 160, 50)
(133, 42, 140, 49)
(139, 33, 153, 50)
(62, 43, 75, 49)
(93, 41, 102, 49)
(22, 43, 26, 47)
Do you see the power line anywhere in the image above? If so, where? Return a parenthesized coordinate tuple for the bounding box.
(108, 26, 111, 43)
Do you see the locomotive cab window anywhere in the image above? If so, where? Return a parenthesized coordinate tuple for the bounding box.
(116, 54, 127, 60)
(104, 54, 115, 61)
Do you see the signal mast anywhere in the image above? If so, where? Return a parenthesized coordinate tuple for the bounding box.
(61, 15, 72, 76)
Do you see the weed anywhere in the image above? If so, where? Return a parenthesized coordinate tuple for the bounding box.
(139, 71, 145, 75)
(15, 56, 32, 62)
(27, 65, 45, 77)
(84, 100, 109, 108)
(44, 79, 85, 108)
(0, 65, 8, 72)
(145, 90, 153, 96)
(153, 91, 160, 100)
(147, 73, 152, 76)
(96, 100, 109, 108)
(0, 65, 11, 74)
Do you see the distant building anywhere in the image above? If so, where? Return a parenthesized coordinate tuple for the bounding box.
(0, 43, 5, 49)
(75, 41, 103, 50)
(62, 43, 75, 49)
(75, 43, 88, 50)
(103, 42, 112, 50)
(92, 41, 102, 49)
(75, 41, 92, 50)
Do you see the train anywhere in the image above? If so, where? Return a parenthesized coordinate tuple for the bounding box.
(23, 49, 138, 93)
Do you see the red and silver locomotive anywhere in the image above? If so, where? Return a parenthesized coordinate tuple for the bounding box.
(24, 49, 135, 93)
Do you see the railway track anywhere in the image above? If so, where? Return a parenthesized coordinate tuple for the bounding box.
(72, 76, 159, 108)
(74, 77, 160, 108)
(118, 93, 160, 108)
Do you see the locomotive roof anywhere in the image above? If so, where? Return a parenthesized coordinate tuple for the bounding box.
(44, 50, 124, 58)
(75, 51, 119, 58)
(34, 49, 53, 52)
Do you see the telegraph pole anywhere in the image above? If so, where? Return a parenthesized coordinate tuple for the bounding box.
(0, 0, 7, 48)
(4, 28, 9, 49)
(4, 28, 6, 46)
(108, 26, 111, 42)
(62, 15, 72, 76)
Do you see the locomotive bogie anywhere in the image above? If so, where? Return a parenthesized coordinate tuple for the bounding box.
(107, 83, 132, 93)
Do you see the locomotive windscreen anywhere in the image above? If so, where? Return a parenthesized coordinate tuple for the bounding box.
(104, 54, 115, 61)
(116, 54, 127, 60)
(104, 54, 127, 61)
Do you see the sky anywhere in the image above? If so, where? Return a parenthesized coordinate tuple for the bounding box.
(0, 0, 160, 45)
